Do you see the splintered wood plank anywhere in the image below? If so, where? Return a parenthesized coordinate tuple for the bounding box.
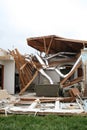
(22, 65, 34, 84)
(20, 62, 28, 70)
(9, 50, 25, 88)
(9, 49, 38, 93)
(19, 71, 38, 95)
(63, 76, 83, 88)
(60, 61, 82, 86)
(20, 97, 75, 102)
(22, 66, 32, 84)
(69, 88, 81, 97)
(20, 71, 28, 86)
(15, 49, 25, 63)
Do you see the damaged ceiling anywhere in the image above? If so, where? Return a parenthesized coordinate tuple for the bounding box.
(27, 35, 87, 55)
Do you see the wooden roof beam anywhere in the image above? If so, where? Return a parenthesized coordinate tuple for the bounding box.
(46, 36, 54, 54)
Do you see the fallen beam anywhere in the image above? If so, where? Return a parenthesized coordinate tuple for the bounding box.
(19, 71, 38, 95)
(60, 60, 82, 86)
(63, 76, 83, 88)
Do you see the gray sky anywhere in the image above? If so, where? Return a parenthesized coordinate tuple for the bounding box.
(0, 0, 87, 54)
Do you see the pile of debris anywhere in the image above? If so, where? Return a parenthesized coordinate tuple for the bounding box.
(9, 35, 87, 97)
(1, 35, 87, 115)
(9, 49, 38, 95)
(0, 89, 87, 116)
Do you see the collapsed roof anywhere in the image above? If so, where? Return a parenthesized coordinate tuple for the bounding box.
(26, 35, 85, 96)
(27, 35, 87, 55)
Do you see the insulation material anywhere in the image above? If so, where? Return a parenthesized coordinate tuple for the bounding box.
(0, 89, 11, 100)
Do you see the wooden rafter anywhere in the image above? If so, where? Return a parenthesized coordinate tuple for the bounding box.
(43, 37, 47, 54)
(46, 36, 53, 54)
(27, 35, 84, 54)
(9, 49, 38, 95)
(19, 71, 38, 95)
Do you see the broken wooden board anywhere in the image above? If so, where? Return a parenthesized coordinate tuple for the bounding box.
(20, 97, 75, 103)
(60, 60, 83, 88)
(62, 76, 83, 88)
(9, 49, 38, 95)
(2, 97, 84, 116)
(69, 88, 81, 97)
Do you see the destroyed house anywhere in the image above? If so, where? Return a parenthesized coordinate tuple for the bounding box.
(1, 36, 87, 116)
(26, 35, 87, 96)
(1, 35, 87, 97)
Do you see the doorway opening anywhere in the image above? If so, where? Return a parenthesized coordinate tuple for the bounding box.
(0, 65, 4, 89)
(15, 73, 20, 93)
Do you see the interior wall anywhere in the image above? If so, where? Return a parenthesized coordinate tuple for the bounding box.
(33, 70, 60, 85)
(4, 60, 15, 94)
(0, 60, 15, 94)
(33, 62, 78, 85)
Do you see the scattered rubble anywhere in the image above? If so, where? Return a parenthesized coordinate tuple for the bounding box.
(0, 89, 86, 116)
(1, 35, 87, 115)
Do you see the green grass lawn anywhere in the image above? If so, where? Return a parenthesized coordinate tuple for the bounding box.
(0, 115, 87, 130)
